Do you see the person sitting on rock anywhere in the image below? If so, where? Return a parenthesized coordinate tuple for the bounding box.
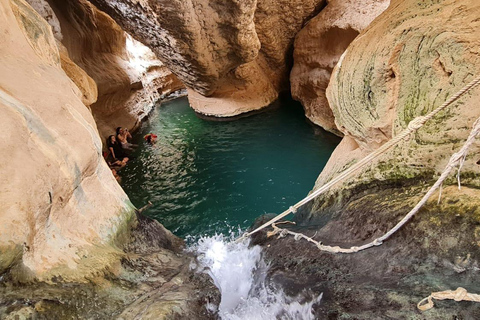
(106, 135, 129, 168)
(116, 127, 137, 153)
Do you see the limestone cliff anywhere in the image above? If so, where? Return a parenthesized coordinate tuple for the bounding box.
(290, 0, 390, 134)
(254, 0, 480, 317)
(89, 0, 326, 117)
(0, 0, 135, 281)
(28, 0, 184, 139)
(321, 0, 480, 188)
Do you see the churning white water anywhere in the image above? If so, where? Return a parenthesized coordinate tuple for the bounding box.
(189, 234, 322, 320)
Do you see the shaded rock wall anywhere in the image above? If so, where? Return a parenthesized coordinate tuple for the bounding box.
(0, 0, 135, 281)
(29, 0, 184, 139)
(290, 0, 390, 135)
(89, 0, 326, 117)
(0, 213, 219, 318)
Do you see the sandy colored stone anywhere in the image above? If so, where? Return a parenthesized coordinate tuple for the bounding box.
(0, 0, 135, 281)
(89, 0, 326, 117)
(28, 0, 184, 140)
(0, 214, 219, 318)
(291, 0, 389, 135)
(58, 44, 98, 107)
(267, 1, 480, 316)
(187, 60, 278, 117)
(317, 0, 480, 191)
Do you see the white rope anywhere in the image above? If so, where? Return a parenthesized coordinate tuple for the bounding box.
(267, 116, 480, 253)
(236, 75, 480, 243)
(418, 287, 480, 311)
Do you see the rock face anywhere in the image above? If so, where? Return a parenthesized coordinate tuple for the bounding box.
(1, 213, 219, 319)
(0, 2, 216, 317)
(89, 0, 326, 117)
(252, 0, 480, 317)
(290, 0, 390, 135)
(29, 0, 185, 139)
(0, 0, 135, 281)
(322, 0, 480, 184)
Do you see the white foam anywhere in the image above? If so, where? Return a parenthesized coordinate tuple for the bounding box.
(190, 234, 322, 319)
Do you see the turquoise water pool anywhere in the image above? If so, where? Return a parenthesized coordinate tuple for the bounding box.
(120, 96, 340, 238)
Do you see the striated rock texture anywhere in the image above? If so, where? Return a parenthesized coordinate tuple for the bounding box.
(322, 0, 480, 184)
(1, 213, 218, 319)
(252, 0, 480, 317)
(0, 2, 216, 317)
(29, 0, 184, 139)
(290, 0, 390, 135)
(89, 0, 326, 117)
(0, 0, 135, 281)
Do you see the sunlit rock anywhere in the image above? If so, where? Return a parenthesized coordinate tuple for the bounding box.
(0, 0, 135, 281)
(290, 0, 390, 135)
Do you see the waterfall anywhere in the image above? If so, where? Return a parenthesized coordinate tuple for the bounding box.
(190, 234, 322, 319)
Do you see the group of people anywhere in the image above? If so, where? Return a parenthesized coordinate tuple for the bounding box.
(104, 127, 158, 182)
(105, 127, 138, 182)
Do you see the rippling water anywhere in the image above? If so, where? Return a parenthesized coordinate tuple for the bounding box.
(121, 96, 340, 238)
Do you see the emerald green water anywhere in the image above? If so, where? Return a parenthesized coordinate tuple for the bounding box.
(121, 96, 340, 238)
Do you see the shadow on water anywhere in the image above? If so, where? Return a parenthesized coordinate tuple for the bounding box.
(121, 96, 340, 239)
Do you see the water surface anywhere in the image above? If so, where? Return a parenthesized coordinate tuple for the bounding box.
(121, 96, 340, 238)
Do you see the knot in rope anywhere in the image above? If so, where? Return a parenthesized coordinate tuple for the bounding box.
(453, 287, 468, 301)
(417, 287, 480, 311)
(278, 229, 289, 238)
(372, 238, 383, 246)
(289, 206, 297, 214)
(407, 116, 427, 131)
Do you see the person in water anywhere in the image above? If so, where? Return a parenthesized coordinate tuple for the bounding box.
(116, 127, 138, 152)
(106, 135, 129, 168)
(144, 133, 158, 144)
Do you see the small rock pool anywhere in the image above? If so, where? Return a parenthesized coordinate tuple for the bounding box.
(120, 95, 340, 239)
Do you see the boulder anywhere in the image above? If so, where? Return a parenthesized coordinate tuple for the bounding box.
(290, 0, 390, 134)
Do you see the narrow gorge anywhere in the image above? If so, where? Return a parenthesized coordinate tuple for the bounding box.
(1, 0, 480, 319)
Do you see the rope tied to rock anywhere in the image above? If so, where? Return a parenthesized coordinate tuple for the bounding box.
(266, 116, 480, 253)
(417, 287, 480, 311)
(235, 74, 480, 244)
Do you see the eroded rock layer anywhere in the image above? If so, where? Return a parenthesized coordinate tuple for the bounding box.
(290, 0, 390, 134)
(89, 0, 326, 117)
(28, 0, 184, 139)
(0, 0, 134, 281)
(323, 0, 480, 184)
(0, 2, 216, 317)
(252, 0, 480, 317)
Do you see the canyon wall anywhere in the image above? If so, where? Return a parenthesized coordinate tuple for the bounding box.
(318, 0, 480, 190)
(0, 2, 216, 317)
(89, 0, 326, 117)
(28, 0, 184, 140)
(0, 0, 135, 281)
(256, 1, 480, 317)
(290, 0, 390, 135)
